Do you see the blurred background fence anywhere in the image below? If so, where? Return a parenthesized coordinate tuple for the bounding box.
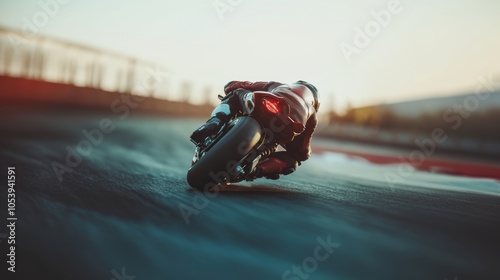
(0, 27, 213, 116)
(0, 27, 163, 95)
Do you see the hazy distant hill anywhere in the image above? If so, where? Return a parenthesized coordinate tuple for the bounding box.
(321, 89, 500, 155)
(327, 89, 500, 141)
(378, 90, 500, 118)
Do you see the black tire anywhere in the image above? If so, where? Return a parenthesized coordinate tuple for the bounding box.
(187, 116, 262, 190)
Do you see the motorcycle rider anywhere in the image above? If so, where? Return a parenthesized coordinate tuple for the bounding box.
(191, 80, 320, 180)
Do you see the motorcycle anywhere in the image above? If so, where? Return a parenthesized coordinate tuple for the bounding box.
(186, 91, 305, 190)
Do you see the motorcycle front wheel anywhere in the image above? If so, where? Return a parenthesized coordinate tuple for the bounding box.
(186, 116, 262, 190)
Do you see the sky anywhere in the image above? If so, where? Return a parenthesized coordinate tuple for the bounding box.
(1, 0, 499, 112)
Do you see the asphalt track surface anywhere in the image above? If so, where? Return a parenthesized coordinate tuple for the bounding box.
(1, 108, 499, 280)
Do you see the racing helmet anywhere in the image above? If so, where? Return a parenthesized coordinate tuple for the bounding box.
(295, 80, 320, 112)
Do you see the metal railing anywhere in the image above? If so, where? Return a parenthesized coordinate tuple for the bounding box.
(0, 27, 169, 98)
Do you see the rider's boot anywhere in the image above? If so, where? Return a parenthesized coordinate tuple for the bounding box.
(190, 103, 232, 144)
(255, 152, 299, 179)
